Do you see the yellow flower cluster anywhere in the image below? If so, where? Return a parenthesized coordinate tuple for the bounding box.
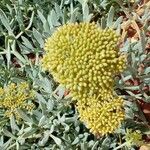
(0, 82, 35, 119)
(42, 22, 126, 135)
(42, 22, 126, 100)
(125, 129, 143, 147)
(77, 96, 125, 135)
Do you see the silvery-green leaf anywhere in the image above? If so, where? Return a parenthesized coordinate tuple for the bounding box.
(0, 9, 14, 35)
(1, 138, 13, 150)
(91, 141, 99, 150)
(72, 137, 79, 145)
(100, 0, 109, 9)
(126, 90, 142, 99)
(48, 9, 60, 27)
(38, 131, 49, 146)
(3, 129, 16, 139)
(17, 137, 25, 145)
(50, 125, 55, 133)
(106, 6, 114, 27)
(55, 3, 63, 17)
(49, 134, 62, 145)
(16, 141, 19, 150)
(21, 36, 33, 50)
(120, 39, 131, 52)
(36, 92, 47, 104)
(78, 0, 88, 4)
(38, 115, 46, 127)
(37, 10, 47, 25)
(12, 51, 26, 64)
(125, 107, 134, 118)
(124, 86, 140, 90)
(144, 67, 150, 74)
(70, 6, 79, 23)
(33, 28, 44, 48)
(62, 123, 70, 132)
(42, 77, 52, 93)
(16, 109, 33, 123)
(113, 16, 123, 29)
(101, 17, 106, 29)
(6, 41, 11, 69)
(47, 99, 54, 112)
(81, 142, 88, 150)
(140, 30, 146, 52)
(55, 85, 65, 99)
(22, 128, 37, 138)
(10, 115, 19, 133)
(89, 140, 95, 147)
(43, 21, 51, 33)
(101, 137, 111, 149)
(122, 75, 133, 82)
(82, 2, 92, 22)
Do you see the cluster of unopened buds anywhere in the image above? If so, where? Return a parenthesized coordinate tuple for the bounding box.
(42, 22, 126, 135)
(0, 82, 35, 120)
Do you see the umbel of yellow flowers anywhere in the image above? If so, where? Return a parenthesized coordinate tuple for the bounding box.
(125, 129, 143, 147)
(0, 82, 35, 119)
(42, 22, 126, 135)
(77, 96, 124, 135)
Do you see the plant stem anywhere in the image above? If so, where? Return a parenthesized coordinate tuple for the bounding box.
(114, 142, 129, 150)
(16, 11, 34, 39)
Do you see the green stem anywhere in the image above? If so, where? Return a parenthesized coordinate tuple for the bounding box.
(16, 11, 34, 39)
(114, 142, 129, 150)
(0, 46, 5, 51)
(0, 52, 7, 55)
